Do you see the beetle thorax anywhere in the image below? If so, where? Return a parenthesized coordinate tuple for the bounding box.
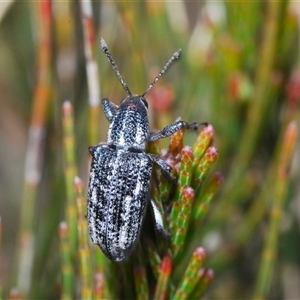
(107, 96, 150, 150)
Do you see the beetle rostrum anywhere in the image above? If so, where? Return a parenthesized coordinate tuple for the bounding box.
(87, 38, 199, 262)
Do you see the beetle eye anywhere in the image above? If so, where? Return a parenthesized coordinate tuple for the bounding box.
(141, 98, 148, 109)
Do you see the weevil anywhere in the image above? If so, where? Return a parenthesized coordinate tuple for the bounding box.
(87, 38, 199, 262)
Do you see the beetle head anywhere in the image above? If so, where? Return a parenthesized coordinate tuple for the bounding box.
(119, 95, 149, 114)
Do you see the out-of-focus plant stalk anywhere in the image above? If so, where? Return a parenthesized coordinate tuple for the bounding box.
(62, 101, 78, 253)
(217, 0, 281, 218)
(93, 271, 105, 300)
(146, 0, 185, 129)
(118, 3, 147, 93)
(9, 289, 20, 300)
(79, 0, 101, 146)
(253, 121, 298, 299)
(0, 216, 2, 299)
(59, 222, 74, 300)
(134, 264, 149, 300)
(238, 0, 280, 165)
(164, 0, 188, 38)
(17, 1, 52, 294)
(74, 177, 92, 300)
(52, 1, 76, 100)
(209, 118, 296, 271)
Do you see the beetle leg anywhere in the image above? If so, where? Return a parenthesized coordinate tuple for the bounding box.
(148, 154, 176, 185)
(150, 198, 170, 239)
(148, 120, 199, 142)
(102, 98, 119, 122)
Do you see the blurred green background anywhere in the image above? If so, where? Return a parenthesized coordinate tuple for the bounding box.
(0, 1, 299, 299)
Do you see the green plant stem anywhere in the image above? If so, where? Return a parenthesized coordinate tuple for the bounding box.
(253, 121, 298, 299)
(193, 172, 224, 222)
(192, 124, 214, 164)
(59, 222, 74, 300)
(172, 247, 206, 300)
(154, 254, 172, 300)
(191, 269, 214, 299)
(171, 187, 195, 259)
(170, 147, 194, 235)
(193, 147, 218, 196)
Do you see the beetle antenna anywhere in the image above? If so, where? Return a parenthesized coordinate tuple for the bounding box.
(142, 49, 182, 97)
(100, 38, 132, 96)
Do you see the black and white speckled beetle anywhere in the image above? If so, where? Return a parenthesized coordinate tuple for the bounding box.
(87, 38, 199, 262)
